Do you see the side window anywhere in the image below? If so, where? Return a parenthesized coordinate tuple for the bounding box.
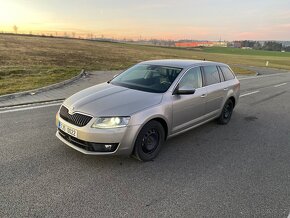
(220, 66, 235, 81)
(178, 67, 202, 89)
(203, 66, 220, 86)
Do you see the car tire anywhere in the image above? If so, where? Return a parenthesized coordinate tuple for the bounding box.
(133, 120, 165, 161)
(217, 99, 234, 125)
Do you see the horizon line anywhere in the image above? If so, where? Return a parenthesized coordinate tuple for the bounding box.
(0, 31, 289, 43)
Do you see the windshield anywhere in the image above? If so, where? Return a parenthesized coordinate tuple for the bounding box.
(110, 64, 183, 93)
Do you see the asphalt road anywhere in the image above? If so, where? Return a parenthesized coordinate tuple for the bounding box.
(1, 73, 290, 217)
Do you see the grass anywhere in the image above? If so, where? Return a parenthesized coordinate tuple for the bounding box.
(202, 47, 290, 57)
(230, 66, 255, 75)
(1, 34, 290, 95)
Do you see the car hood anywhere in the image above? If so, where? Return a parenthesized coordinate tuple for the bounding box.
(63, 83, 163, 117)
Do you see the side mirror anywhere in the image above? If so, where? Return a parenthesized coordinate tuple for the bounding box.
(174, 85, 195, 95)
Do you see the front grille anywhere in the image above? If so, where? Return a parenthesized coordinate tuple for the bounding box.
(59, 106, 92, 127)
(58, 129, 118, 152)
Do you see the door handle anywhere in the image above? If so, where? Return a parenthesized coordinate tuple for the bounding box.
(201, 94, 207, 98)
(223, 88, 229, 91)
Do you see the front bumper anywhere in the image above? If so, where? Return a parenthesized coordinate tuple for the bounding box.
(55, 112, 141, 155)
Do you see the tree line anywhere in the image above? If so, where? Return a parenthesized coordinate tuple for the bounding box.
(4, 25, 290, 51)
(240, 40, 290, 52)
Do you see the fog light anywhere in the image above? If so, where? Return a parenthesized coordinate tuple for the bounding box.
(105, 144, 112, 150)
(91, 143, 118, 152)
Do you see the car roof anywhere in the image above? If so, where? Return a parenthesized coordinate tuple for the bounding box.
(140, 59, 228, 69)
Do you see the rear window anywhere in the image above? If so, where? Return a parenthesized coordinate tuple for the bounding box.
(220, 66, 235, 81)
(203, 66, 220, 86)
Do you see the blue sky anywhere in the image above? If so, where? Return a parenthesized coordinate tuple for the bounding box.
(1, 0, 289, 40)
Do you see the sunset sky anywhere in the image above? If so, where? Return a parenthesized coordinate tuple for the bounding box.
(0, 0, 290, 40)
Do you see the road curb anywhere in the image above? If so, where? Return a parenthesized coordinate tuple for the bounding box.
(0, 98, 65, 109)
(0, 69, 87, 102)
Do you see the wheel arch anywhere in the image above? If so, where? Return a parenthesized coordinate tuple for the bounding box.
(228, 96, 236, 108)
(150, 117, 168, 140)
(131, 116, 169, 158)
(133, 115, 169, 147)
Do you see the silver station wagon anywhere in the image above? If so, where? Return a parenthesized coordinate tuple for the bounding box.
(56, 59, 240, 161)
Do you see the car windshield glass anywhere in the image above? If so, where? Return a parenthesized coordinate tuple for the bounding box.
(110, 64, 183, 93)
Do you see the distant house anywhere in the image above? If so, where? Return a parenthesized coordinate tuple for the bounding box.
(233, 41, 242, 48)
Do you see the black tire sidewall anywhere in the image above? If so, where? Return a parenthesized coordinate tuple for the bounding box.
(134, 121, 165, 161)
(218, 99, 234, 124)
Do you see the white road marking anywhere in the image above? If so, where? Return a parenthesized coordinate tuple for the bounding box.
(274, 82, 287, 88)
(288, 212, 290, 218)
(240, 90, 260, 98)
(0, 102, 62, 114)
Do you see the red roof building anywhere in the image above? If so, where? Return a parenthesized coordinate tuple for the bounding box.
(175, 41, 214, 47)
(175, 41, 227, 47)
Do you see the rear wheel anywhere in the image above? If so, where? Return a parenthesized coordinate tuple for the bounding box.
(133, 120, 165, 161)
(217, 99, 234, 125)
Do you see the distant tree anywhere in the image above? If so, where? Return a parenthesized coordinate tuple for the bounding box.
(253, 41, 262, 50)
(241, 40, 258, 48)
(284, 46, 290, 52)
(151, 39, 158, 46)
(72, 32, 76, 38)
(13, 25, 18, 34)
(263, 41, 283, 51)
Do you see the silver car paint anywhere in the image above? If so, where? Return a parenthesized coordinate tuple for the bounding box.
(56, 60, 240, 155)
(62, 83, 163, 117)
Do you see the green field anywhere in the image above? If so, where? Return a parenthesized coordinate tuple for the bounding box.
(1, 34, 290, 95)
(201, 47, 290, 56)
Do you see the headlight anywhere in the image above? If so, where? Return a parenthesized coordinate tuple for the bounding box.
(91, 117, 130, 129)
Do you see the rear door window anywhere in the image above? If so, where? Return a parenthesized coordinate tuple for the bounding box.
(220, 66, 235, 81)
(203, 66, 221, 86)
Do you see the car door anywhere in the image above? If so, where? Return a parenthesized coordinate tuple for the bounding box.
(171, 67, 207, 133)
(202, 65, 225, 118)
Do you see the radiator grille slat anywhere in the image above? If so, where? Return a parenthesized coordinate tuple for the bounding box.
(59, 106, 92, 127)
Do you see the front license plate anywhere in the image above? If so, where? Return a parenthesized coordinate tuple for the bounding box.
(58, 121, 78, 138)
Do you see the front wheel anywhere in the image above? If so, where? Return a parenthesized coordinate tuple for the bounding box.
(217, 99, 234, 125)
(133, 120, 165, 161)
